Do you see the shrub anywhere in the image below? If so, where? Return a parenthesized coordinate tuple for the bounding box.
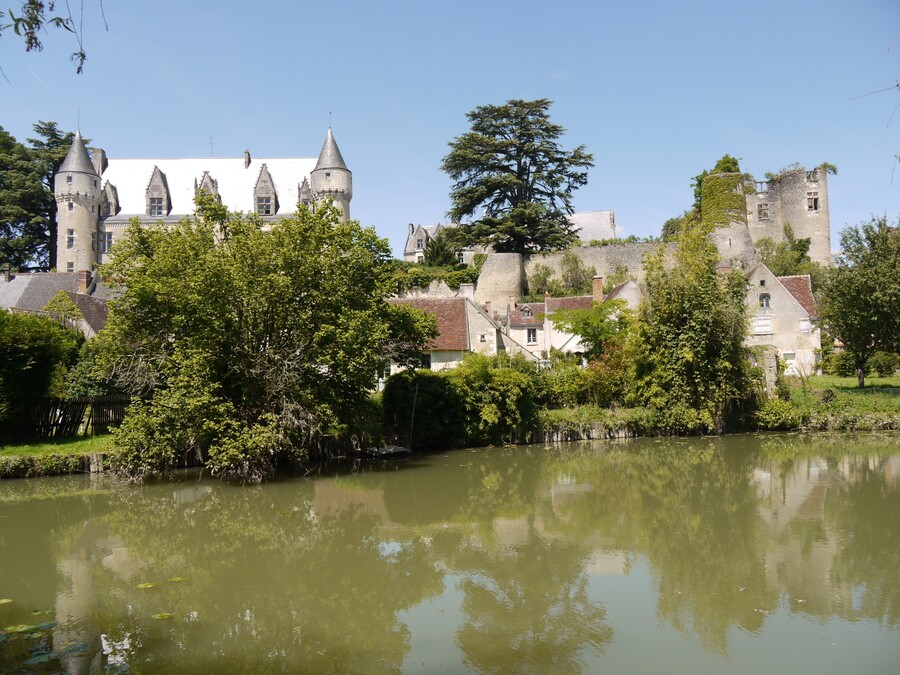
(821, 350, 868, 377)
(868, 351, 898, 377)
(757, 398, 803, 430)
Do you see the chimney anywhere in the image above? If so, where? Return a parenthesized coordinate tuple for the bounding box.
(458, 282, 475, 299)
(483, 300, 491, 314)
(77, 270, 91, 294)
(408, 223, 415, 235)
(592, 275, 604, 303)
(2, 264, 11, 282)
(92, 148, 108, 175)
(244, 149, 251, 168)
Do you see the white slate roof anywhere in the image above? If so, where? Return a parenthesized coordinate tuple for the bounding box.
(101, 157, 317, 217)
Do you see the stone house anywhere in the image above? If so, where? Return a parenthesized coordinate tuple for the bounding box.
(745, 264, 820, 376)
(0, 267, 110, 337)
(506, 277, 640, 360)
(389, 287, 535, 373)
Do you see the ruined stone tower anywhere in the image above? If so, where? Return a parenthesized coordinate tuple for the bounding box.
(744, 166, 831, 265)
(54, 131, 101, 273)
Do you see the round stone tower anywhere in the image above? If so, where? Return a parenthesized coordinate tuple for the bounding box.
(310, 128, 352, 221)
(55, 131, 100, 273)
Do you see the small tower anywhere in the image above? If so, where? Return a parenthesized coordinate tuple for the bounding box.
(55, 131, 101, 273)
(309, 128, 352, 221)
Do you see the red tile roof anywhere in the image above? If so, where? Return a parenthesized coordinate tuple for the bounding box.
(390, 298, 469, 351)
(546, 295, 593, 312)
(508, 302, 544, 327)
(778, 275, 817, 317)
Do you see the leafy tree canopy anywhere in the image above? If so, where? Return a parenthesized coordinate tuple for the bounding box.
(628, 219, 753, 433)
(755, 223, 824, 287)
(819, 215, 900, 387)
(422, 229, 458, 267)
(549, 299, 630, 362)
(524, 252, 596, 301)
(100, 196, 436, 482)
(0, 1, 94, 72)
(442, 98, 594, 254)
(0, 125, 46, 268)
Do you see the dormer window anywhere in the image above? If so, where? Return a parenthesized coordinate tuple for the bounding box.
(101, 181, 120, 218)
(523, 307, 533, 318)
(253, 164, 278, 217)
(145, 166, 171, 217)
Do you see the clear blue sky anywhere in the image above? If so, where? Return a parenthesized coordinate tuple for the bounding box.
(2, 0, 898, 257)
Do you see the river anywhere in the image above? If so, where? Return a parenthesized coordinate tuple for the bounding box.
(1, 432, 899, 673)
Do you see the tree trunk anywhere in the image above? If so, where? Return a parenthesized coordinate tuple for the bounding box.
(856, 362, 866, 389)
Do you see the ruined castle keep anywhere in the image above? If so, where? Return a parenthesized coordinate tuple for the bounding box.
(469, 165, 831, 315)
(55, 129, 351, 273)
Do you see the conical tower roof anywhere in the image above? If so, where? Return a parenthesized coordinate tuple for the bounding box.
(313, 128, 348, 172)
(58, 130, 97, 175)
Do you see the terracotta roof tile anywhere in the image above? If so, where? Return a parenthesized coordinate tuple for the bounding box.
(390, 298, 469, 351)
(546, 295, 593, 312)
(508, 302, 544, 327)
(778, 275, 817, 317)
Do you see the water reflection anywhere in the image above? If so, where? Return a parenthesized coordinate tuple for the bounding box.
(1, 433, 899, 672)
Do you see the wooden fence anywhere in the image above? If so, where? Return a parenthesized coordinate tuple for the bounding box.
(25, 395, 131, 440)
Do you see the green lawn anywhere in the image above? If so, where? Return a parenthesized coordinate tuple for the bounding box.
(0, 435, 116, 458)
(809, 374, 900, 392)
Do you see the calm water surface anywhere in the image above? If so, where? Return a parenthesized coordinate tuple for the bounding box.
(1, 433, 899, 673)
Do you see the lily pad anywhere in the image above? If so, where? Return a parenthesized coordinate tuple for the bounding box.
(151, 612, 173, 620)
(0, 598, 13, 604)
(24, 653, 52, 665)
(136, 582, 156, 589)
(37, 621, 57, 630)
(168, 577, 187, 583)
(31, 609, 52, 616)
(3, 624, 36, 633)
(60, 640, 89, 654)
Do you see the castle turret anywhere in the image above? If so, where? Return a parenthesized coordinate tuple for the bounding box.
(309, 128, 352, 221)
(55, 131, 101, 273)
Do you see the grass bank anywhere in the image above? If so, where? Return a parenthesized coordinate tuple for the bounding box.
(0, 435, 116, 479)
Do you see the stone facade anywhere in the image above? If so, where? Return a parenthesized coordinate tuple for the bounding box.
(745, 166, 831, 266)
(55, 129, 351, 273)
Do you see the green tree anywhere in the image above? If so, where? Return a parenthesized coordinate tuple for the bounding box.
(422, 229, 458, 266)
(661, 211, 690, 242)
(0, 126, 46, 268)
(0, 1, 90, 72)
(101, 196, 435, 481)
(628, 219, 752, 433)
(549, 299, 630, 361)
(755, 223, 823, 286)
(819, 216, 900, 388)
(442, 99, 594, 254)
(0, 310, 83, 440)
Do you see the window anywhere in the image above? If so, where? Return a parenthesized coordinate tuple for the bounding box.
(478, 333, 487, 343)
(799, 318, 811, 333)
(416, 254, 424, 263)
(759, 293, 771, 308)
(325, 172, 331, 179)
(759, 279, 766, 287)
(806, 170, 818, 183)
(421, 354, 431, 370)
(149, 197, 164, 217)
(66, 174, 72, 184)
(807, 191, 819, 211)
(66, 229, 74, 249)
(256, 196, 272, 215)
(758, 203, 769, 220)
(416, 238, 424, 250)
(98, 232, 113, 254)
(68, 201, 74, 211)
(753, 316, 772, 335)
(91, 232, 95, 252)
(756, 181, 768, 194)
(457, 251, 464, 263)
(66, 262, 74, 273)
(523, 307, 532, 318)
(527, 328, 538, 344)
